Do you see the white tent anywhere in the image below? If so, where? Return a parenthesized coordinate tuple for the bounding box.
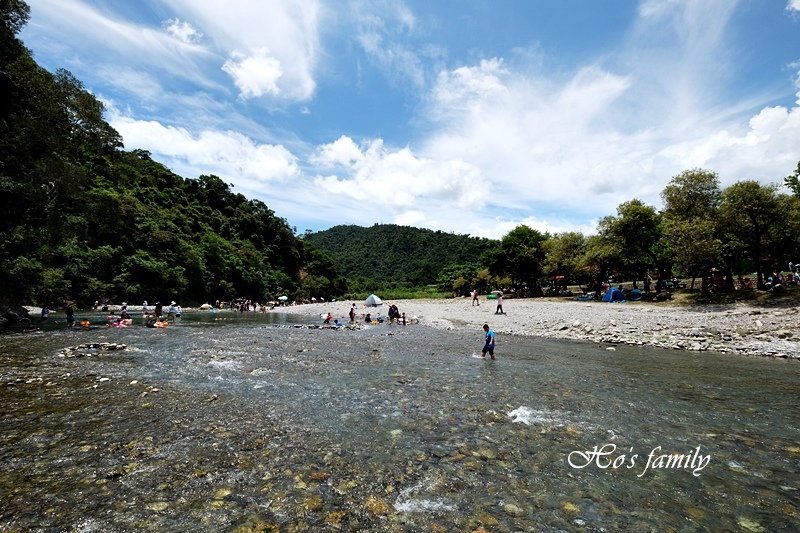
(364, 294, 383, 307)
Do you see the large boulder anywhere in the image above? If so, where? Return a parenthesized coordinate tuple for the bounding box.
(0, 304, 33, 328)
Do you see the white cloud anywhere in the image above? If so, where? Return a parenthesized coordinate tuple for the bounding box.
(163, 18, 203, 43)
(24, 0, 217, 91)
(408, 0, 800, 229)
(25, 0, 320, 103)
(351, 0, 426, 87)
(660, 103, 800, 181)
(788, 0, 800, 12)
(424, 60, 637, 212)
(108, 111, 300, 189)
(95, 67, 164, 102)
(432, 58, 509, 110)
(222, 49, 284, 99)
(163, 0, 321, 101)
(312, 136, 484, 210)
(309, 135, 364, 167)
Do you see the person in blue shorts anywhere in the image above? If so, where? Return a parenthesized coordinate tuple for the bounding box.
(481, 323, 496, 359)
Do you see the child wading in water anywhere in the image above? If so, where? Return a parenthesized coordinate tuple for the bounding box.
(481, 323, 496, 359)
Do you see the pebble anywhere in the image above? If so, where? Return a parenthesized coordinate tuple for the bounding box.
(364, 495, 392, 516)
(737, 516, 765, 532)
(503, 503, 524, 516)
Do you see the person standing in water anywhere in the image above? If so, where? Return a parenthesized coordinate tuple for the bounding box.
(65, 302, 75, 328)
(481, 323, 496, 359)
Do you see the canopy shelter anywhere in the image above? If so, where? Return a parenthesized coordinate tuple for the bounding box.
(364, 294, 383, 307)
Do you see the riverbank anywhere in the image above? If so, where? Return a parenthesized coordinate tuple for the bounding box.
(273, 296, 800, 360)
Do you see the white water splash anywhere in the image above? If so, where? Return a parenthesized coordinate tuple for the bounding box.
(394, 475, 455, 513)
(507, 406, 564, 425)
(207, 360, 242, 371)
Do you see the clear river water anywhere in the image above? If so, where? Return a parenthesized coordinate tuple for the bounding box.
(1, 310, 798, 532)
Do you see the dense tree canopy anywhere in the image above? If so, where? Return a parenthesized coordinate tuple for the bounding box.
(598, 199, 662, 286)
(719, 181, 782, 289)
(0, 3, 341, 308)
(484, 225, 547, 293)
(660, 170, 723, 292)
(304, 224, 494, 296)
(542, 232, 586, 286)
(3, 0, 799, 310)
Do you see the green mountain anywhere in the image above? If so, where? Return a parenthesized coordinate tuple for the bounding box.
(304, 224, 496, 290)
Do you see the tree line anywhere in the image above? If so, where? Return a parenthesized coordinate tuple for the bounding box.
(3, 0, 798, 310)
(536, 169, 800, 295)
(309, 169, 800, 298)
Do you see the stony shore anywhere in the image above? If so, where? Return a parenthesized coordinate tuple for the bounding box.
(274, 296, 800, 360)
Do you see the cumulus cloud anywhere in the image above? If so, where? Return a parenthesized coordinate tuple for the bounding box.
(165, 0, 321, 101)
(222, 49, 284, 99)
(163, 18, 203, 43)
(309, 135, 365, 167)
(410, 0, 800, 228)
(788, 0, 800, 12)
(108, 110, 299, 189)
(311, 136, 485, 211)
(423, 60, 637, 213)
(660, 102, 800, 181)
(432, 58, 510, 110)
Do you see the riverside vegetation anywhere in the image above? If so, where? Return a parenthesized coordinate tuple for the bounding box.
(2, 0, 800, 315)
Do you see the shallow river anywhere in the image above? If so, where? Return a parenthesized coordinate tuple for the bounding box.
(1, 311, 799, 532)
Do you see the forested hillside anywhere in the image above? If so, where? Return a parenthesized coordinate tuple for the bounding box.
(0, 2, 340, 308)
(304, 224, 495, 292)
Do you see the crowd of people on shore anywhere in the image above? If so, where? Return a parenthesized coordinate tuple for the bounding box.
(320, 301, 420, 329)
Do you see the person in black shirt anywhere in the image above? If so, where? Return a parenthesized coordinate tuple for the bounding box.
(65, 303, 75, 328)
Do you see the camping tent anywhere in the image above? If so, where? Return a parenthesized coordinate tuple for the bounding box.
(627, 289, 643, 301)
(602, 287, 626, 302)
(364, 294, 383, 307)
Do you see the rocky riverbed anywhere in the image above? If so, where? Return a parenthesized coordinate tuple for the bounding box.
(281, 297, 800, 359)
(1, 315, 799, 531)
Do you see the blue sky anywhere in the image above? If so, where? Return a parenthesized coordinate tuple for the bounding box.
(20, 0, 800, 238)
